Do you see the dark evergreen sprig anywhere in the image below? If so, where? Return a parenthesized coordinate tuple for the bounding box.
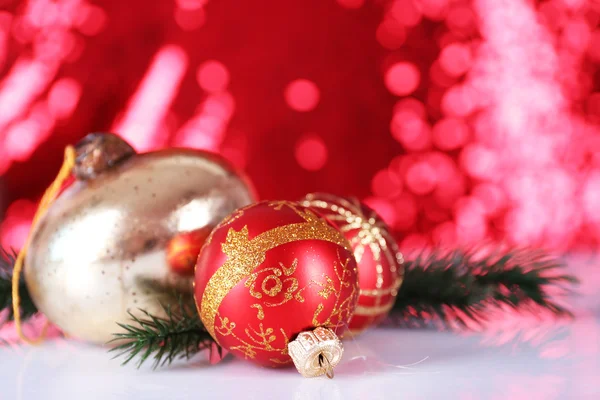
(391, 249, 578, 328)
(0, 247, 37, 324)
(0, 244, 577, 368)
(108, 295, 217, 369)
(110, 248, 577, 368)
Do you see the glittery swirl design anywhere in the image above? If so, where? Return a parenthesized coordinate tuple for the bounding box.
(200, 203, 352, 341)
(302, 193, 404, 327)
(215, 250, 357, 364)
(215, 316, 291, 363)
(245, 259, 303, 320)
(310, 251, 356, 327)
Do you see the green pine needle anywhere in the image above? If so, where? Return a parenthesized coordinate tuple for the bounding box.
(392, 249, 578, 328)
(0, 247, 38, 324)
(108, 295, 217, 369)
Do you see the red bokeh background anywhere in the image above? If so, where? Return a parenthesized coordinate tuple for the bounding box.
(1, 0, 600, 254)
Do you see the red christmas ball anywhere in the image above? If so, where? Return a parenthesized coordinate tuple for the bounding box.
(166, 227, 211, 276)
(301, 193, 404, 333)
(194, 201, 359, 367)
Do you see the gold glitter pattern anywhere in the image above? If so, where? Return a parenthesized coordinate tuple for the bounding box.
(245, 259, 305, 318)
(302, 194, 405, 325)
(215, 316, 291, 363)
(215, 250, 356, 363)
(204, 203, 255, 246)
(200, 204, 353, 341)
(310, 253, 356, 327)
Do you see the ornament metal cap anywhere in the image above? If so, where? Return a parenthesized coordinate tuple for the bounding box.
(288, 327, 343, 378)
(73, 132, 136, 180)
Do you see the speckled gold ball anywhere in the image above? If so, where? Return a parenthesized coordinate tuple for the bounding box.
(24, 133, 256, 344)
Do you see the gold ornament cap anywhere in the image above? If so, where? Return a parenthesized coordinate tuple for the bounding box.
(288, 327, 343, 378)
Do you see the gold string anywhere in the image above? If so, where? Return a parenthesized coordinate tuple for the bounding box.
(11, 146, 76, 344)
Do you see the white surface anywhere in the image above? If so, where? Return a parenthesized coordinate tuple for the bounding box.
(3, 255, 600, 400)
(1, 313, 599, 400)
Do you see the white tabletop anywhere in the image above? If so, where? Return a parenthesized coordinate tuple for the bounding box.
(2, 255, 599, 400)
(1, 313, 598, 400)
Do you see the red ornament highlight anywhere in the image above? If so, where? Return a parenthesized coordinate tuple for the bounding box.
(301, 193, 404, 333)
(194, 201, 359, 367)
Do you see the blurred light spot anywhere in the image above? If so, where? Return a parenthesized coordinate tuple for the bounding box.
(588, 30, 600, 62)
(405, 161, 438, 195)
(432, 221, 456, 245)
(4, 114, 52, 161)
(285, 79, 320, 112)
(392, 193, 418, 230)
(7, 198, 36, 217)
(176, 0, 208, 10)
(376, 19, 406, 49)
(390, 110, 431, 151)
(0, 221, 30, 251)
(390, 0, 422, 27)
(295, 133, 328, 171)
(446, 5, 475, 33)
(26, 0, 58, 28)
(439, 43, 472, 77)
(174, 92, 235, 152)
(432, 117, 469, 150)
(78, 5, 106, 36)
(422, 198, 448, 222)
(65, 36, 85, 63)
(48, 78, 81, 119)
(441, 85, 475, 116)
(455, 198, 487, 243)
(385, 62, 420, 96)
(393, 98, 426, 118)
(0, 11, 11, 29)
(113, 46, 188, 152)
(460, 144, 497, 179)
(197, 60, 229, 93)
(420, 0, 450, 21)
(472, 183, 506, 216)
(336, 0, 365, 9)
(538, 1, 567, 32)
(175, 7, 206, 31)
(0, 59, 56, 132)
(561, 20, 591, 52)
(429, 60, 455, 87)
(437, 31, 460, 49)
(588, 93, 600, 116)
(371, 168, 402, 198)
(583, 171, 600, 223)
(363, 197, 397, 228)
(399, 234, 430, 256)
(427, 151, 458, 181)
(33, 30, 75, 61)
(0, 199, 36, 250)
(434, 169, 465, 209)
(12, 17, 35, 44)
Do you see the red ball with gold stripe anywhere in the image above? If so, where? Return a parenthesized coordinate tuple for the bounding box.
(194, 201, 359, 369)
(301, 193, 404, 334)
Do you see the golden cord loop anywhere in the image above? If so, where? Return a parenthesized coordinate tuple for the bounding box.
(11, 146, 76, 345)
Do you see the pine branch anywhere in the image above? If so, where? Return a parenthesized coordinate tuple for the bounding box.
(0, 247, 37, 324)
(108, 295, 217, 369)
(391, 249, 578, 327)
